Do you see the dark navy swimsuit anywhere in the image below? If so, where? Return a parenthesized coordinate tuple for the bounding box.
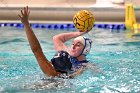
(51, 51, 88, 74)
(68, 57, 88, 74)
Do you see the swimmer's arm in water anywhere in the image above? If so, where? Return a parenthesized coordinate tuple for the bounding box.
(87, 63, 101, 73)
(18, 6, 59, 76)
(69, 63, 101, 78)
(53, 31, 86, 51)
(69, 67, 86, 78)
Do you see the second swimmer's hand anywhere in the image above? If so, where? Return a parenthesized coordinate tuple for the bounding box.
(18, 6, 30, 24)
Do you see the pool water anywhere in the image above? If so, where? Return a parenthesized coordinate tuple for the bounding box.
(0, 26, 140, 93)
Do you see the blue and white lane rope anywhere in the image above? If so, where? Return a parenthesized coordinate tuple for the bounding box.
(0, 23, 126, 30)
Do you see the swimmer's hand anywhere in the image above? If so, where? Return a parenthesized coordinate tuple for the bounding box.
(79, 30, 89, 34)
(18, 6, 30, 24)
(77, 30, 88, 36)
(86, 63, 102, 73)
(69, 67, 86, 78)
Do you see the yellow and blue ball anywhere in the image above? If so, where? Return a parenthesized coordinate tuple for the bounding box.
(73, 10, 95, 32)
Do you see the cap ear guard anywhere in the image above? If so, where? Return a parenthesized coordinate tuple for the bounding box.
(82, 37, 92, 55)
(74, 36, 92, 56)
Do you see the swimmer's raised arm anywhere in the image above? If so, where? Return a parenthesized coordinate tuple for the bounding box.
(18, 6, 59, 76)
(53, 31, 86, 51)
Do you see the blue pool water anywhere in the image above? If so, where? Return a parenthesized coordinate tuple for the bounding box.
(0, 26, 140, 93)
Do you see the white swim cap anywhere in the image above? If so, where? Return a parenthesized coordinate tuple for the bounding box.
(74, 36, 92, 56)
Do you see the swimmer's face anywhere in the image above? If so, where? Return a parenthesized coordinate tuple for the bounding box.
(69, 39, 84, 57)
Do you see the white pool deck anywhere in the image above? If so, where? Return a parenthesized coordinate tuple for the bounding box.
(0, 0, 140, 23)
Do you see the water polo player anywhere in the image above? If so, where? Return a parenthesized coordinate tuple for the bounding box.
(18, 6, 92, 77)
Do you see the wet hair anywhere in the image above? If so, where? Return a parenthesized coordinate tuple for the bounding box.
(51, 51, 72, 73)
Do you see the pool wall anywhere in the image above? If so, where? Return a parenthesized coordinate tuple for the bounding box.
(0, 7, 140, 23)
(0, 0, 140, 23)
